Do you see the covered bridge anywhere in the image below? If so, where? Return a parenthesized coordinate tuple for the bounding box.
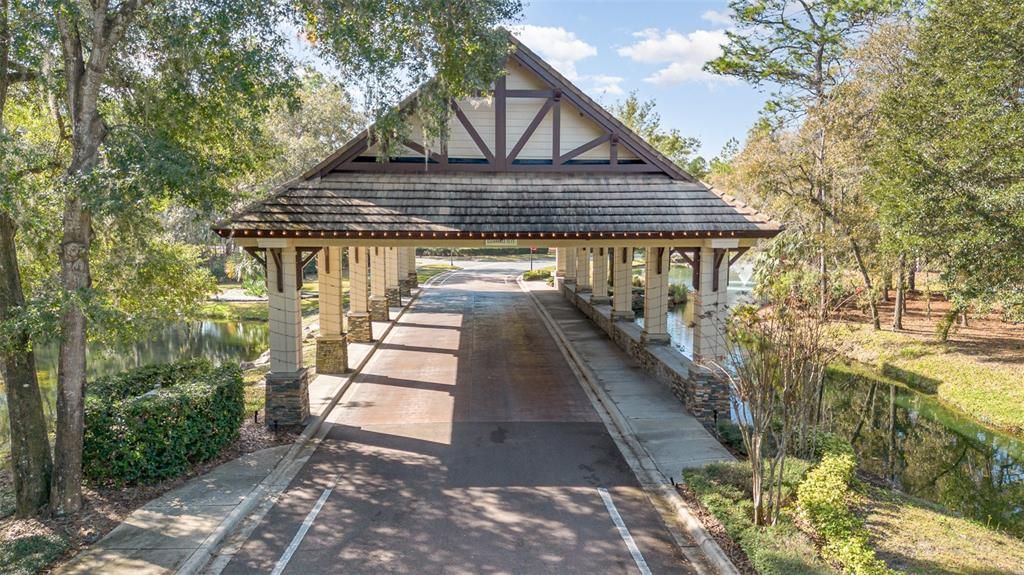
(214, 37, 781, 429)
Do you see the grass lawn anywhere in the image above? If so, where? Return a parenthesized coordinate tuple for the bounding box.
(682, 460, 832, 575)
(197, 299, 319, 322)
(416, 263, 458, 284)
(832, 322, 1024, 435)
(864, 487, 1024, 575)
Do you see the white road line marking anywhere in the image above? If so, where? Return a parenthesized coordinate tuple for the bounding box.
(599, 487, 654, 575)
(271, 487, 333, 575)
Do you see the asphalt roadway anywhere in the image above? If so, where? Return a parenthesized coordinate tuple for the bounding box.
(220, 261, 698, 575)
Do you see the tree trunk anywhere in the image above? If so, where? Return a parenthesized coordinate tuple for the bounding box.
(50, 193, 92, 516)
(0, 214, 54, 517)
(847, 237, 880, 330)
(850, 381, 877, 445)
(892, 254, 905, 331)
(908, 258, 916, 292)
(881, 272, 891, 303)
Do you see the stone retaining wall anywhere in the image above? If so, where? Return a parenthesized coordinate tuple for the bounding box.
(559, 283, 731, 432)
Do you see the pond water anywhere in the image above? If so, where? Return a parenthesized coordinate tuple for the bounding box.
(646, 263, 1024, 537)
(822, 367, 1024, 537)
(0, 320, 269, 454)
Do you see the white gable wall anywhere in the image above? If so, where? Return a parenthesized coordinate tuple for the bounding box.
(367, 58, 641, 164)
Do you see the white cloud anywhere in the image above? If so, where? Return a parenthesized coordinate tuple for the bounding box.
(701, 9, 733, 26)
(510, 25, 597, 80)
(588, 74, 624, 96)
(617, 28, 729, 85)
(511, 25, 623, 97)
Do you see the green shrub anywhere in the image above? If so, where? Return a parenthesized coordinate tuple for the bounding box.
(522, 267, 553, 281)
(813, 431, 856, 459)
(668, 283, 689, 303)
(684, 461, 830, 575)
(83, 360, 244, 486)
(87, 358, 213, 401)
(798, 449, 895, 575)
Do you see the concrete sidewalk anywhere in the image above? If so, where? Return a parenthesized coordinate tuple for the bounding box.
(57, 300, 417, 575)
(525, 283, 733, 477)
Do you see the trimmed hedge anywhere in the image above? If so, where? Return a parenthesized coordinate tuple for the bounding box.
(522, 267, 553, 281)
(797, 442, 896, 575)
(83, 359, 244, 486)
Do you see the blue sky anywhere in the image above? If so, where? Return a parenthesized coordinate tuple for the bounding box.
(515, 0, 768, 157)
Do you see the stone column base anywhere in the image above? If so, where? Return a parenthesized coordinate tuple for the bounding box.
(398, 279, 412, 298)
(576, 285, 592, 293)
(316, 335, 349, 374)
(385, 287, 401, 308)
(641, 331, 671, 346)
(611, 309, 635, 322)
(369, 295, 390, 322)
(407, 272, 418, 289)
(347, 312, 374, 342)
(265, 367, 311, 430)
(590, 295, 611, 305)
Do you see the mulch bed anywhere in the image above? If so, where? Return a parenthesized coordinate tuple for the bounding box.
(0, 418, 297, 572)
(675, 483, 758, 575)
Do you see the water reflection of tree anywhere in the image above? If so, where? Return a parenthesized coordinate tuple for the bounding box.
(822, 371, 1024, 537)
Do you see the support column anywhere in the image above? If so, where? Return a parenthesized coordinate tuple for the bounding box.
(642, 246, 670, 345)
(555, 247, 566, 278)
(385, 246, 401, 308)
(265, 244, 310, 429)
(406, 247, 418, 288)
(347, 246, 373, 342)
(693, 243, 729, 365)
(563, 247, 577, 288)
(575, 247, 591, 292)
(591, 247, 610, 304)
(315, 247, 348, 374)
(612, 247, 634, 320)
(397, 247, 412, 298)
(369, 245, 389, 322)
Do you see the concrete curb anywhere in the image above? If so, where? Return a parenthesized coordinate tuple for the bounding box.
(177, 288, 424, 575)
(518, 277, 740, 575)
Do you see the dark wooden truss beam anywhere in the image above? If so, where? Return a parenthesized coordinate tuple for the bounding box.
(269, 248, 283, 292)
(506, 89, 554, 98)
(297, 247, 321, 292)
(507, 97, 555, 163)
(494, 75, 507, 169)
(244, 246, 266, 270)
(558, 133, 611, 165)
(402, 139, 445, 163)
(451, 100, 494, 162)
(728, 247, 749, 267)
(712, 248, 728, 292)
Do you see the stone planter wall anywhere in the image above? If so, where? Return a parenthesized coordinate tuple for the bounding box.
(563, 288, 730, 432)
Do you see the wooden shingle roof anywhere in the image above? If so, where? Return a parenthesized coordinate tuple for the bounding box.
(213, 172, 781, 240)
